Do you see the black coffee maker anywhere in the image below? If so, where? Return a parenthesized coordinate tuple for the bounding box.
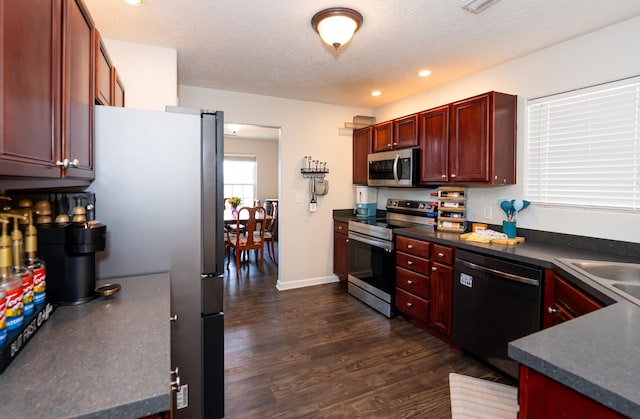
(38, 221, 107, 305)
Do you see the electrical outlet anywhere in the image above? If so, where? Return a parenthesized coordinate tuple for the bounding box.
(483, 205, 493, 220)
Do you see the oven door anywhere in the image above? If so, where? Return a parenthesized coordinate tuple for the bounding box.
(347, 230, 396, 317)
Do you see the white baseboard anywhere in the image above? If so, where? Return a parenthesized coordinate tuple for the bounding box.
(276, 274, 339, 291)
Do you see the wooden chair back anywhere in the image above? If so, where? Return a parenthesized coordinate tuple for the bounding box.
(229, 206, 266, 250)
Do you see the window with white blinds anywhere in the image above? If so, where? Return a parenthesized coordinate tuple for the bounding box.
(526, 76, 640, 211)
(223, 154, 257, 207)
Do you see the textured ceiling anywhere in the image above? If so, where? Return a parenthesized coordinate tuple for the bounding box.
(84, 0, 640, 109)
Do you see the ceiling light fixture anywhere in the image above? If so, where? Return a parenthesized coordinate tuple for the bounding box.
(227, 124, 242, 135)
(371, 91, 382, 97)
(311, 7, 363, 50)
(418, 70, 432, 77)
(123, 0, 144, 6)
(462, 0, 501, 14)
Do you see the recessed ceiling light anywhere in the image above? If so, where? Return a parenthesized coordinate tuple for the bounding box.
(371, 91, 382, 97)
(418, 70, 432, 77)
(462, 0, 501, 14)
(123, 0, 144, 6)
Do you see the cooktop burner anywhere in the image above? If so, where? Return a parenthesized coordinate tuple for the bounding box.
(351, 218, 424, 230)
(349, 199, 437, 241)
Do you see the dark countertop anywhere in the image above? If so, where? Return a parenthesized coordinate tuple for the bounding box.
(334, 209, 640, 416)
(0, 273, 171, 418)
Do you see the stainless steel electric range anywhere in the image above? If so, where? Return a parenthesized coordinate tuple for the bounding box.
(347, 199, 437, 317)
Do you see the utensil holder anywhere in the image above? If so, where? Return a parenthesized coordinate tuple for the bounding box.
(502, 221, 516, 238)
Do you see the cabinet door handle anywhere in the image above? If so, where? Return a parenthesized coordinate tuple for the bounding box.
(407, 260, 413, 265)
(56, 159, 70, 168)
(451, 174, 457, 178)
(441, 174, 447, 179)
(438, 252, 444, 258)
(345, 239, 349, 243)
(69, 158, 79, 168)
(406, 302, 413, 308)
(407, 244, 413, 249)
(406, 280, 413, 285)
(169, 314, 178, 322)
(170, 367, 181, 391)
(547, 307, 558, 314)
(338, 226, 343, 230)
(432, 266, 437, 271)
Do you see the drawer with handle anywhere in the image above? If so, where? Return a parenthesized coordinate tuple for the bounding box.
(396, 266, 429, 298)
(396, 236, 430, 258)
(396, 251, 429, 273)
(433, 244, 454, 265)
(395, 287, 428, 320)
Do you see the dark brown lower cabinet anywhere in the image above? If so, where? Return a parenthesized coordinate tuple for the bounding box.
(518, 365, 625, 419)
(543, 270, 604, 328)
(333, 221, 349, 281)
(394, 235, 454, 344)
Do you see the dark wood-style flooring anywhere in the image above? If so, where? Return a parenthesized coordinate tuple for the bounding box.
(223, 248, 510, 418)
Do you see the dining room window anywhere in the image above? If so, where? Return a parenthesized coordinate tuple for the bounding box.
(526, 76, 640, 212)
(223, 154, 257, 207)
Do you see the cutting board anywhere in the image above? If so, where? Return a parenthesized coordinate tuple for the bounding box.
(459, 233, 525, 245)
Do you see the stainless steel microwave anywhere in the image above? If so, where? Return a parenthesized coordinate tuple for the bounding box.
(367, 148, 419, 187)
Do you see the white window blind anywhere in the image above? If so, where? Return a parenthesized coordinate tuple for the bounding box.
(526, 76, 640, 211)
(223, 154, 257, 207)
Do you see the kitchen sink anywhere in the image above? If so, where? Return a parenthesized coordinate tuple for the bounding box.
(557, 258, 640, 307)
(564, 260, 640, 285)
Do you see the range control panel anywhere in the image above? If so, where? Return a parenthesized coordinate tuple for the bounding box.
(386, 199, 437, 217)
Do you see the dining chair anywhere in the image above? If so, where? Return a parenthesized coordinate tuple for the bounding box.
(260, 201, 278, 262)
(226, 206, 267, 276)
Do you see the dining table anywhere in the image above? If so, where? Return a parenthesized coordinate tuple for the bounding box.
(223, 209, 271, 224)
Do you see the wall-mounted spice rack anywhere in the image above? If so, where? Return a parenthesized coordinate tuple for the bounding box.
(437, 186, 466, 233)
(300, 156, 329, 178)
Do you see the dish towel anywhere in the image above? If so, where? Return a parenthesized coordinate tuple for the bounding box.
(449, 373, 518, 419)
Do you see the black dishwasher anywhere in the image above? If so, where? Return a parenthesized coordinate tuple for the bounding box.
(452, 249, 542, 380)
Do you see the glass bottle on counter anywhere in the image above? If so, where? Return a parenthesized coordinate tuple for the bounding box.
(0, 289, 6, 346)
(10, 214, 34, 317)
(0, 217, 23, 332)
(24, 212, 46, 307)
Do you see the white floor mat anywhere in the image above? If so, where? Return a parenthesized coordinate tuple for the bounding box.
(449, 373, 518, 419)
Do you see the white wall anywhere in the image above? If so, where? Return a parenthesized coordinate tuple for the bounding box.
(373, 16, 640, 243)
(180, 86, 371, 289)
(102, 38, 178, 111)
(224, 137, 279, 200)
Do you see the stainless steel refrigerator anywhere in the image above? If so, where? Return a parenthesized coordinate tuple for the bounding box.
(90, 106, 225, 418)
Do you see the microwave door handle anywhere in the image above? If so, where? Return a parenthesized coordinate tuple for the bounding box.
(393, 154, 400, 184)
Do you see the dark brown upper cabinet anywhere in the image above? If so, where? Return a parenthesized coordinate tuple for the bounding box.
(62, 0, 95, 180)
(372, 114, 419, 153)
(352, 127, 371, 185)
(1, 0, 63, 179)
(448, 92, 516, 185)
(418, 105, 450, 184)
(372, 121, 393, 153)
(0, 0, 95, 186)
(95, 28, 113, 106)
(393, 114, 419, 149)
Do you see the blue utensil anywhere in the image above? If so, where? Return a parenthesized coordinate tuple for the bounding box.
(499, 199, 512, 219)
(512, 199, 524, 218)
